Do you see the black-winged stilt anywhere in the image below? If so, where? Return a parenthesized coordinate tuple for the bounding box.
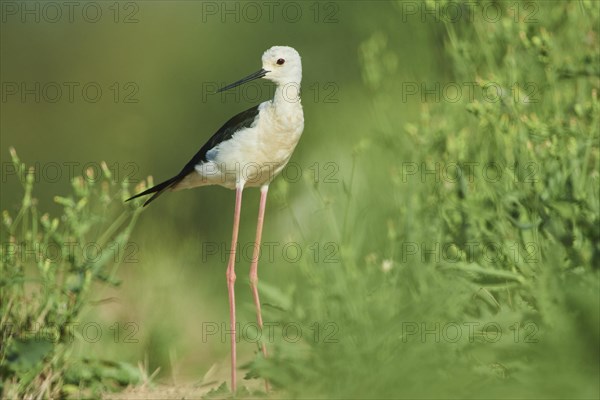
(127, 46, 304, 392)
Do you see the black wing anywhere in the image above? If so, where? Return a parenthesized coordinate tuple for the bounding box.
(126, 104, 260, 206)
(178, 104, 261, 176)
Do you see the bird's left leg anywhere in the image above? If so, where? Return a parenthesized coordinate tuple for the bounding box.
(249, 184, 269, 390)
(226, 182, 244, 392)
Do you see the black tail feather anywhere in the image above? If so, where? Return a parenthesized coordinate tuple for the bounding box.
(126, 176, 180, 207)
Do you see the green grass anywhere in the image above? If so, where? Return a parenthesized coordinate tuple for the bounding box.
(246, 1, 599, 398)
(0, 149, 146, 398)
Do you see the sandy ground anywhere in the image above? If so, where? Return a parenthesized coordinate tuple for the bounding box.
(102, 357, 270, 400)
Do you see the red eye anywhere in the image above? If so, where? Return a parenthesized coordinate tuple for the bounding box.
(276, 58, 285, 65)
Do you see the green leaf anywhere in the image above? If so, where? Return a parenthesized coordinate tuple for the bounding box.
(5, 338, 54, 373)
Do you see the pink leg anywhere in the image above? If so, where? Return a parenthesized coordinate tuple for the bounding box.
(249, 185, 269, 390)
(227, 184, 244, 392)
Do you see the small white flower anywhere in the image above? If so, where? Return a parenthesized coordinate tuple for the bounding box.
(381, 259, 393, 273)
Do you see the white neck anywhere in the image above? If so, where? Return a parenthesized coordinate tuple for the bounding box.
(273, 82, 301, 109)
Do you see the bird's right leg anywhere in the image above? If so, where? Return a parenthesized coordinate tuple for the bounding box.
(249, 185, 269, 391)
(226, 183, 244, 392)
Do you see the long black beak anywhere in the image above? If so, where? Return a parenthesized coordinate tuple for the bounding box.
(217, 68, 268, 92)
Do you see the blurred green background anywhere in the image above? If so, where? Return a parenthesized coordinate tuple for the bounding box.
(1, 1, 599, 398)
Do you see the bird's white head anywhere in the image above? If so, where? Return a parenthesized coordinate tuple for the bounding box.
(261, 46, 302, 85)
(218, 46, 302, 93)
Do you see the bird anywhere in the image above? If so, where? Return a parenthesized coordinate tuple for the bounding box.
(126, 46, 304, 392)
